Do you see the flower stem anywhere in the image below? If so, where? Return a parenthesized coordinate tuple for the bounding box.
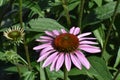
(19, 0, 32, 70)
(14, 44, 22, 78)
(102, 0, 120, 57)
(78, 0, 85, 30)
(113, 68, 120, 80)
(61, 0, 71, 26)
(64, 65, 68, 80)
(19, 0, 23, 28)
(40, 62, 46, 80)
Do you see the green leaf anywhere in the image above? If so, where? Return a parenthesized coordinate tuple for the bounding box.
(46, 67, 70, 80)
(93, 24, 105, 47)
(27, 18, 65, 32)
(83, 1, 120, 27)
(115, 73, 120, 80)
(68, 0, 80, 11)
(114, 47, 120, 67)
(68, 56, 112, 80)
(22, 0, 44, 17)
(93, 0, 102, 7)
(22, 71, 35, 80)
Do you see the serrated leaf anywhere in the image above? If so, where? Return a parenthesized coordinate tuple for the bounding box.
(27, 18, 65, 32)
(83, 1, 120, 27)
(68, 56, 112, 80)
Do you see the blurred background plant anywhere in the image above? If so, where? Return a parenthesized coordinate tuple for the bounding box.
(0, 0, 120, 80)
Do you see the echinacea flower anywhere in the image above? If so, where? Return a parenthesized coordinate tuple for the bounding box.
(3, 26, 25, 44)
(33, 27, 101, 71)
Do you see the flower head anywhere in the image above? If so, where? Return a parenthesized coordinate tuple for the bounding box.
(33, 27, 101, 71)
(3, 26, 25, 44)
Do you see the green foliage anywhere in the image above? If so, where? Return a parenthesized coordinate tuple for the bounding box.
(27, 18, 65, 32)
(68, 56, 112, 80)
(0, 0, 120, 80)
(82, 1, 120, 27)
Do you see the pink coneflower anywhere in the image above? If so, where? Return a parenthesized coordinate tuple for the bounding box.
(33, 27, 101, 71)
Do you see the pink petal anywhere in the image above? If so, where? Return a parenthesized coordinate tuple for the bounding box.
(69, 27, 75, 34)
(75, 51, 90, 69)
(70, 54, 82, 70)
(79, 45, 101, 53)
(79, 37, 96, 41)
(40, 46, 54, 56)
(80, 41, 98, 45)
(45, 31, 54, 37)
(78, 32, 91, 38)
(36, 39, 52, 43)
(50, 55, 59, 71)
(33, 44, 50, 50)
(65, 54, 71, 71)
(53, 30, 60, 36)
(42, 52, 58, 67)
(73, 27, 80, 35)
(61, 29, 67, 33)
(56, 53, 64, 71)
(40, 36, 53, 40)
(37, 51, 53, 62)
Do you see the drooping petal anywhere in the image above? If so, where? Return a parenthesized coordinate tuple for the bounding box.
(40, 36, 53, 40)
(50, 55, 59, 71)
(65, 54, 71, 71)
(45, 31, 54, 37)
(79, 37, 96, 41)
(37, 51, 53, 62)
(56, 53, 64, 71)
(53, 30, 60, 36)
(73, 27, 80, 35)
(77, 32, 91, 38)
(69, 27, 75, 34)
(80, 41, 98, 45)
(75, 51, 90, 69)
(70, 53, 82, 70)
(61, 29, 67, 33)
(33, 43, 50, 50)
(42, 52, 58, 67)
(79, 45, 101, 53)
(36, 39, 52, 43)
(40, 46, 54, 56)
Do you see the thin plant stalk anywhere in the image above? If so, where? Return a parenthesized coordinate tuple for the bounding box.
(14, 44, 22, 78)
(78, 0, 85, 30)
(19, 0, 32, 70)
(102, 0, 120, 57)
(61, 0, 71, 26)
(64, 64, 68, 80)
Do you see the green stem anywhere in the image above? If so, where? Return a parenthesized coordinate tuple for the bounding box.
(78, 0, 85, 30)
(61, 0, 71, 26)
(113, 68, 120, 80)
(102, 0, 120, 57)
(14, 44, 22, 78)
(19, 0, 32, 70)
(40, 62, 46, 80)
(23, 39, 32, 70)
(19, 0, 23, 28)
(64, 65, 68, 80)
